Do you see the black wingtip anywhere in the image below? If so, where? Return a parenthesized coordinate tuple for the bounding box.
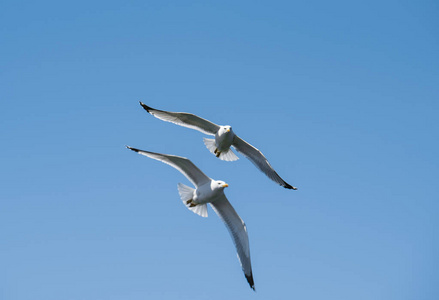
(126, 145, 139, 153)
(245, 273, 255, 291)
(139, 101, 152, 113)
(283, 182, 298, 190)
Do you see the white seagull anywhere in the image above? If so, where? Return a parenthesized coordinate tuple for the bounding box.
(126, 146, 255, 290)
(139, 102, 297, 190)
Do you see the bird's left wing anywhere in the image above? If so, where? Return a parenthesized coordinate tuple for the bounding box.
(127, 146, 211, 187)
(210, 195, 255, 290)
(232, 136, 297, 190)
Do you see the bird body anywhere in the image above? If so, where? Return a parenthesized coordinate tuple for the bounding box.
(192, 179, 228, 205)
(215, 125, 235, 153)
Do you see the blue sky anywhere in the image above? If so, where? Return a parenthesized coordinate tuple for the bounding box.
(1, 1, 438, 299)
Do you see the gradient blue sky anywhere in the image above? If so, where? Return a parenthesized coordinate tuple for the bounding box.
(1, 1, 438, 299)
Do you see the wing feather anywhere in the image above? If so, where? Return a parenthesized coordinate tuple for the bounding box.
(140, 102, 220, 135)
(210, 196, 255, 290)
(232, 136, 297, 190)
(126, 146, 211, 187)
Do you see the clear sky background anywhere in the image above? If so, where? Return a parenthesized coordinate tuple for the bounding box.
(1, 1, 438, 299)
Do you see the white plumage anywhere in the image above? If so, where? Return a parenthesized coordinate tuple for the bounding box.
(127, 146, 255, 290)
(140, 102, 297, 190)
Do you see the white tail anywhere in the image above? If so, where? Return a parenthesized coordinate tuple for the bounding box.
(218, 148, 239, 161)
(203, 138, 217, 155)
(203, 138, 239, 162)
(177, 183, 208, 218)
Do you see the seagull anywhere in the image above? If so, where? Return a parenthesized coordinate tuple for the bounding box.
(126, 146, 255, 290)
(139, 102, 297, 190)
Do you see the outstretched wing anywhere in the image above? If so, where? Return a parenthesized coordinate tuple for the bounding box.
(232, 136, 297, 190)
(140, 102, 220, 135)
(127, 146, 211, 187)
(210, 195, 255, 290)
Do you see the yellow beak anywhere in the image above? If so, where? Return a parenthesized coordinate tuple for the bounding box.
(226, 129, 230, 132)
(223, 184, 229, 188)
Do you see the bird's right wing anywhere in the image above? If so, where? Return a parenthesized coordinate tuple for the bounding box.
(127, 146, 211, 187)
(140, 102, 220, 135)
(210, 195, 255, 290)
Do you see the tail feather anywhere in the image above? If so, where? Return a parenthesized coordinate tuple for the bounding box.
(177, 183, 208, 218)
(203, 138, 239, 162)
(203, 138, 217, 155)
(177, 182, 194, 201)
(219, 149, 239, 161)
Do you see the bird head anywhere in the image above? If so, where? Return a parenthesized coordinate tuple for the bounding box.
(214, 180, 229, 190)
(221, 125, 232, 134)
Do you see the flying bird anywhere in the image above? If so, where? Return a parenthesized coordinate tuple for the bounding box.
(139, 102, 297, 190)
(126, 146, 255, 290)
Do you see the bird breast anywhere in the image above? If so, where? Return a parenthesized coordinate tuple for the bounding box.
(215, 130, 234, 151)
